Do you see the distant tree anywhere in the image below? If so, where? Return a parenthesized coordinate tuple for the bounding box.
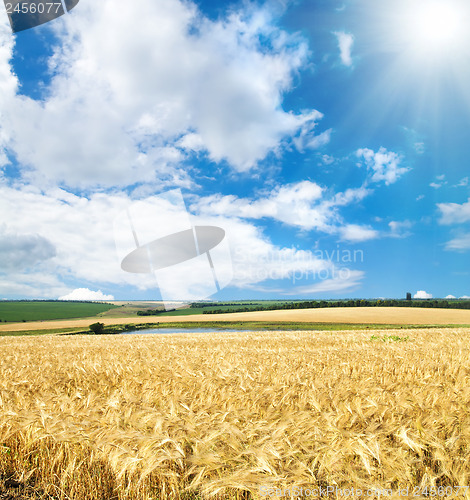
(89, 322, 105, 334)
(406, 292, 412, 301)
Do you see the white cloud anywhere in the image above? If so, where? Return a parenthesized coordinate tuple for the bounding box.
(455, 177, 469, 187)
(0, 18, 17, 166)
(339, 224, 379, 242)
(389, 220, 413, 238)
(0, 0, 328, 185)
(430, 175, 446, 189)
(445, 233, 470, 251)
(0, 185, 157, 294)
(438, 198, 470, 225)
(445, 295, 456, 299)
(0, 272, 69, 299)
(0, 184, 368, 297)
(59, 288, 114, 301)
(174, 212, 364, 292)
(331, 186, 371, 206)
(334, 31, 354, 67)
(356, 147, 410, 185)
(193, 181, 379, 237)
(414, 290, 432, 299)
(460, 295, 470, 299)
(192, 181, 333, 231)
(192, 181, 380, 242)
(293, 118, 333, 151)
(320, 154, 335, 165)
(284, 270, 365, 294)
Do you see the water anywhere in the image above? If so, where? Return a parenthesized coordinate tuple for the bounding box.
(122, 328, 258, 335)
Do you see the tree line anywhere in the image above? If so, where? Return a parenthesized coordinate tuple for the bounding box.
(201, 299, 470, 315)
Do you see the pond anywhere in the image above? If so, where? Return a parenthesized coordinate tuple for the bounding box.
(122, 328, 259, 335)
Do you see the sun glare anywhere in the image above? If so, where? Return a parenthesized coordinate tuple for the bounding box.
(416, 3, 460, 43)
(405, 0, 466, 53)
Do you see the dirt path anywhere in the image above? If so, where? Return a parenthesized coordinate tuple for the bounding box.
(1, 307, 470, 332)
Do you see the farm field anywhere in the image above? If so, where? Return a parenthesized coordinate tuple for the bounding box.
(1, 328, 469, 499)
(99, 301, 298, 318)
(0, 301, 117, 323)
(1, 306, 470, 333)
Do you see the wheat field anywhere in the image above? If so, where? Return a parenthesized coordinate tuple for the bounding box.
(1, 329, 470, 499)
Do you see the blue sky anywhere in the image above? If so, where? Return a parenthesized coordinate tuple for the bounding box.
(1, 0, 469, 301)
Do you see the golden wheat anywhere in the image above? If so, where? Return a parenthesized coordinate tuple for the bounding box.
(1, 329, 470, 499)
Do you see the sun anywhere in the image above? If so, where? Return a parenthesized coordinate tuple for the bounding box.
(404, 0, 467, 54)
(414, 2, 461, 44)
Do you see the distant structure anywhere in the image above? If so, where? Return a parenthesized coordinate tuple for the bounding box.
(406, 292, 412, 301)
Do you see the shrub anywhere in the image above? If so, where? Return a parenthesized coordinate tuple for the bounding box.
(89, 322, 105, 334)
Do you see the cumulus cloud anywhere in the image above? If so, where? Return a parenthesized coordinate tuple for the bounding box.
(0, 185, 155, 293)
(414, 290, 432, 299)
(430, 175, 446, 189)
(0, 0, 329, 186)
(334, 31, 354, 67)
(0, 272, 69, 299)
(445, 295, 456, 299)
(445, 233, 470, 251)
(192, 181, 375, 237)
(0, 18, 17, 165)
(191, 181, 332, 231)
(59, 288, 114, 301)
(356, 147, 410, 185)
(438, 198, 470, 225)
(339, 224, 379, 242)
(0, 229, 56, 271)
(455, 177, 469, 187)
(389, 220, 413, 238)
(0, 3, 374, 298)
(293, 112, 332, 151)
(331, 186, 371, 206)
(0, 184, 367, 297)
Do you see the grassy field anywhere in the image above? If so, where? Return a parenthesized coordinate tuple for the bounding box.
(0, 301, 117, 323)
(1, 328, 470, 499)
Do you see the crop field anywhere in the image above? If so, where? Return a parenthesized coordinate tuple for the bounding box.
(0, 301, 117, 323)
(99, 301, 296, 318)
(1, 307, 470, 334)
(1, 328, 470, 499)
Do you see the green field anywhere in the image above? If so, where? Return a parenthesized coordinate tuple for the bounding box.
(0, 301, 118, 323)
(137, 301, 295, 316)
